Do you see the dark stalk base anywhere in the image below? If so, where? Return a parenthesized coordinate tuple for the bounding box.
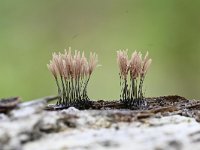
(120, 98, 148, 110)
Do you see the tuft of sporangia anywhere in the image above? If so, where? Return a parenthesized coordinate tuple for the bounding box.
(47, 47, 98, 108)
(117, 50, 152, 109)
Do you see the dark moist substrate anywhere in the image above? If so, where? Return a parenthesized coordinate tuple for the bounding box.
(44, 95, 200, 122)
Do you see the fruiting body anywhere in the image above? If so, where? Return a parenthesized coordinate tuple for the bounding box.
(117, 50, 152, 108)
(47, 47, 98, 108)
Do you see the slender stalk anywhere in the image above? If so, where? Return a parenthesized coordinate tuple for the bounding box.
(54, 77, 61, 105)
(82, 76, 90, 100)
(60, 76, 66, 105)
(138, 76, 144, 100)
(131, 78, 135, 100)
(71, 77, 74, 102)
(119, 74, 123, 101)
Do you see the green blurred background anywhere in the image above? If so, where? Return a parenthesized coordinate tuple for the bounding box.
(0, 0, 200, 101)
